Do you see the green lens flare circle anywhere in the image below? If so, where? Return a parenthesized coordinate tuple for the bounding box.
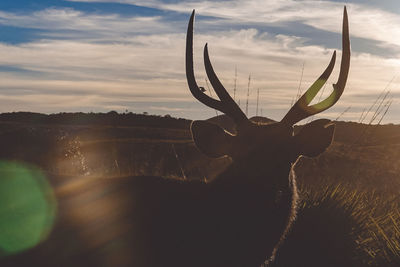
(0, 161, 57, 255)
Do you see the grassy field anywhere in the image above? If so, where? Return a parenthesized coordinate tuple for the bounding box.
(0, 112, 399, 266)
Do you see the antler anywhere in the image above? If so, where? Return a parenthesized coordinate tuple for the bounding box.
(281, 6, 350, 126)
(186, 10, 249, 126)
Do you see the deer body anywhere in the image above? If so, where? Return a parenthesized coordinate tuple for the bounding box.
(95, 155, 297, 267)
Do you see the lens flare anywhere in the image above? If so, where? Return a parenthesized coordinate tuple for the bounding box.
(0, 161, 57, 255)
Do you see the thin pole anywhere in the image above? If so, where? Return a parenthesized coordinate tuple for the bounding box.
(376, 99, 393, 125)
(364, 99, 393, 144)
(335, 106, 351, 121)
(358, 107, 366, 123)
(296, 62, 305, 100)
(256, 88, 260, 116)
(352, 93, 392, 146)
(233, 66, 237, 101)
(361, 75, 395, 123)
(369, 90, 390, 124)
(246, 74, 251, 116)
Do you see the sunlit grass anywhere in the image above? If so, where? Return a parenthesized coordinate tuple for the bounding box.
(284, 182, 400, 266)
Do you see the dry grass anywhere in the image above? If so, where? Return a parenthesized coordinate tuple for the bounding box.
(273, 182, 400, 266)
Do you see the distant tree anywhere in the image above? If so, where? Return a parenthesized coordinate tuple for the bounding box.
(108, 111, 118, 116)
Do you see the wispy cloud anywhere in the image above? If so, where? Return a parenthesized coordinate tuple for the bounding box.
(67, 0, 400, 48)
(0, 1, 399, 123)
(0, 8, 169, 40)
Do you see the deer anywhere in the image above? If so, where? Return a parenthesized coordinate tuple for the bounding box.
(102, 7, 348, 267)
(1, 7, 350, 267)
(178, 7, 349, 266)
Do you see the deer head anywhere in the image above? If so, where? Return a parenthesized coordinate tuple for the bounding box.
(186, 8, 350, 163)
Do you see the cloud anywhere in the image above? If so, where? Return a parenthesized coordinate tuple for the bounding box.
(0, 24, 399, 121)
(67, 0, 400, 51)
(0, 7, 170, 40)
(0, 1, 399, 122)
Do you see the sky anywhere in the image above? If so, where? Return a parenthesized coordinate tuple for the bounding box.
(0, 0, 399, 124)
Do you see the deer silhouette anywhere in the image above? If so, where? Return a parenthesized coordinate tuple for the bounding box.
(97, 7, 349, 267)
(0, 7, 350, 267)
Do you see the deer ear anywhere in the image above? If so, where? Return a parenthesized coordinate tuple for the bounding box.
(190, 120, 233, 158)
(294, 119, 335, 158)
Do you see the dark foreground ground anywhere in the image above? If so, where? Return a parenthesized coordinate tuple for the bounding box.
(0, 112, 399, 266)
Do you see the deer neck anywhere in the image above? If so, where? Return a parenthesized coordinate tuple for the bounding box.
(212, 152, 297, 192)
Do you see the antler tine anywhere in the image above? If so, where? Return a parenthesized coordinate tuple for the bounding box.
(204, 43, 248, 124)
(186, 10, 226, 113)
(281, 6, 350, 126)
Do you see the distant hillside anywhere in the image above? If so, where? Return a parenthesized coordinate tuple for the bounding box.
(333, 121, 400, 145)
(0, 111, 398, 146)
(0, 111, 191, 129)
(207, 114, 400, 145)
